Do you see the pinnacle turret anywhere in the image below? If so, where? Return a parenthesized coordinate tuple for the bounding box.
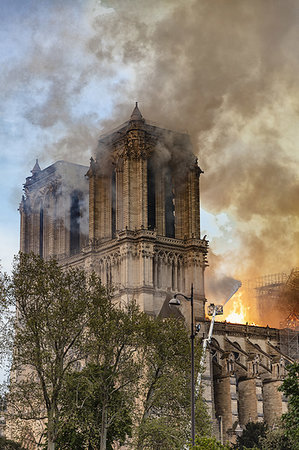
(130, 102, 144, 121)
(31, 159, 41, 176)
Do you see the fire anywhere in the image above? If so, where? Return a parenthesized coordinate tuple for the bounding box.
(220, 291, 257, 325)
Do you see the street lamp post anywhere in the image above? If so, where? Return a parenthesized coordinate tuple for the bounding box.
(169, 280, 242, 446)
(169, 284, 196, 446)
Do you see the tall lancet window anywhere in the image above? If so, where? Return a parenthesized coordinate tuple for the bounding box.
(39, 208, 44, 257)
(70, 193, 80, 255)
(165, 171, 175, 238)
(147, 160, 156, 230)
(111, 170, 116, 238)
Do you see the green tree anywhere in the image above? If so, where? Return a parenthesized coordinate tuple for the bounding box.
(2, 253, 210, 450)
(0, 268, 12, 367)
(190, 435, 230, 449)
(136, 316, 209, 449)
(55, 298, 148, 450)
(235, 421, 267, 449)
(259, 422, 294, 450)
(0, 436, 26, 450)
(55, 310, 208, 450)
(279, 361, 299, 447)
(55, 364, 133, 449)
(4, 252, 107, 450)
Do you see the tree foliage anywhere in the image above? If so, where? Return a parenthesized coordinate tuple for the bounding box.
(5, 253, 107, 449)
(1, 252, 209, 450)
(136, 316, 203, 449)
(54, 364, 133, 449)
(279, 362, 299, 447)
(54, 297, 147, 450)
(234, 421, 267, 449)
(56, 308, 207, 450)
(0, 268, 12, 367)
(0, 436, 26, 450)
(190, 435, 230, 449)
(259, 422, 295, 450)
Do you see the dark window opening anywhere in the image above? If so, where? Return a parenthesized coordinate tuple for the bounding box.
(147, 161, 156, 230)
(112, 170, 116, 238)
(233, 351, 240, 361)
(165, 172, 175, 238)
(39, 208, 44, 257)
(70, 194, 80, 255)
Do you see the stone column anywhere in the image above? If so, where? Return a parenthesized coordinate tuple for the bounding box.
(30, 210, 39, 254)
(139, 158, 148, 228)
(97, 175, 112, 239)
(88, 164, 96, 241)
(153, 254, 158, 288)
(173, 259, 178, 291)
(166, 256, 171, 290)
(157, 255, 161, 289)
(155, 173, 165, 235)
(238, 377, 258, 425)
(201, 352, 215, 421)
(122, 158, 130, 229)
(256, 378, 264, 422)
(214, 375, 233, 441)
(48, 195, 55, 257)
(174, 179, 187, 239)
(188, 167, 200, 238)
(263, 380, 284, 425)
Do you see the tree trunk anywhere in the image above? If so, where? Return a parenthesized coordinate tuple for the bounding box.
(100, 405, 108, 450)
(47, 408, 56, 450)
(47, 442, 55, 450)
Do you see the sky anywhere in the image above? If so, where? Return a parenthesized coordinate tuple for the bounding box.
(0, 0, 298, 288)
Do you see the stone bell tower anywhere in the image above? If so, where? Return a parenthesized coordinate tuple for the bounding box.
(19, 103, 208, 317)
(84, 103, 208, 316)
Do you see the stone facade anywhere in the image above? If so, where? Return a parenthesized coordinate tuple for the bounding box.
(20, 104, 208, 317)
(17, 104, 296, 444)
(201, 322, 291, 442)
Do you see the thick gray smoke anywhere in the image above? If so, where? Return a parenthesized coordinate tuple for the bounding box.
(3, 0, 299, 283)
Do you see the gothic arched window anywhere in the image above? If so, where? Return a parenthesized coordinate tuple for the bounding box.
(39, 207, 44, 257)
(70, 192, 80, 255)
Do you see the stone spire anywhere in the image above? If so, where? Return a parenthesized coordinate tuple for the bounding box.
(130, 102, 144, 121)
(31, 159, 41, 176)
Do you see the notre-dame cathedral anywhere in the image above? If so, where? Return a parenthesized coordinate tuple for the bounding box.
(18, 104, 294, 443)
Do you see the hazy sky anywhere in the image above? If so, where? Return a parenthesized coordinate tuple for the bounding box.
(0, 0, 298, 286)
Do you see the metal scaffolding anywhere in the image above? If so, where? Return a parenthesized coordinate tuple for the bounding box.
(245, 269, 299, 360)
(280, 321, 299, 361)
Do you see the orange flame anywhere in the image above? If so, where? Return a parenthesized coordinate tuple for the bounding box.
(220, 291, 257, 325)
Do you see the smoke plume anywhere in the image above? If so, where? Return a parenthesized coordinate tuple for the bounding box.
(2, 0, 299, 317)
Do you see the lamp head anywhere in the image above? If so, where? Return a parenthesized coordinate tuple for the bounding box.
(169, 297, 181, 306)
